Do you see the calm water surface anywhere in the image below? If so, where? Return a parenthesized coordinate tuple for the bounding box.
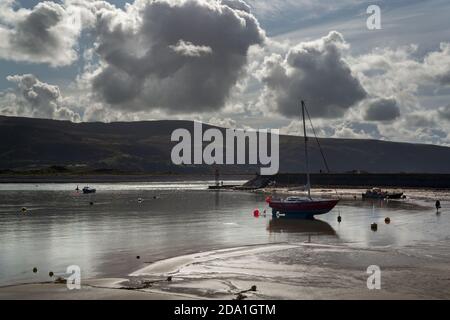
(0, 182, 449, 286)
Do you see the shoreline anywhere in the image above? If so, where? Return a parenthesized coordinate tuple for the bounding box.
(1, 173, 450, 190)
(0, 174, 252, 184)
(1, 241, 450, 300)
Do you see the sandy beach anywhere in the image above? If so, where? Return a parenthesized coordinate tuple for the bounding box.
(2, 241, 450, 300)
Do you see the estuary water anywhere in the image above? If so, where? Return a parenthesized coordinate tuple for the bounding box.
(0, 182, 449, 287)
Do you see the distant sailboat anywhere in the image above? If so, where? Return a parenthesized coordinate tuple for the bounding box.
(82, 186, 96, 194)
(268, 101, 339, 218)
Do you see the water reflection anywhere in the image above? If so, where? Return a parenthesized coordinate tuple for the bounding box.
(346, 198, 426, 211)
(267, 217, 337, 236)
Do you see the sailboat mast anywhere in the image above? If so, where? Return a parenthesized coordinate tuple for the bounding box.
(301, 100, 311, 199)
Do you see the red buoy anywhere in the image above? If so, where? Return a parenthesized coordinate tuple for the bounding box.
(253, 209, 260, 217)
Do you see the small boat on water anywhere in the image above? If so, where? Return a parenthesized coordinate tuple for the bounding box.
(362, 188, 403, 200)
(82, 186, 96, 194)
(268, 101, 339, 218)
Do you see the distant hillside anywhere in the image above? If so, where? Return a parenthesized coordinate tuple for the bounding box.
(1, 115, 450, 174)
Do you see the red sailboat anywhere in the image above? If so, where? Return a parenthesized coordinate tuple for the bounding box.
(268, 101, 339, 218)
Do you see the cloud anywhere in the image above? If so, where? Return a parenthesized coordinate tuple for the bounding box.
(207, 116, 237, 128)
(259, 31, 367, 118)
(350, 43, 450, 111)
(438, 105, 450, 121)
(169, 40, 213, 57)
(364, 97, 400, 122)
(425, 43, 450, 85)
(0, 0, 85, 67)
(221, 0, 251, 13)
(280, 118, 381, 140)
(87, 0, 265, 114)
(2, 74, 80, 121)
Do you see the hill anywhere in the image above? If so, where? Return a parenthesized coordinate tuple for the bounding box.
(1, 116, 450, 174)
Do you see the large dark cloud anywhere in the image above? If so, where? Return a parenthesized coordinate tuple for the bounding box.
(260, 31, 367, 118)
(90, 0, 265, 113)
(364, 97, 400, 121)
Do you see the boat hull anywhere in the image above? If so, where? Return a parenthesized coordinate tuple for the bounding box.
(269, 199, 339, 218)
(386, 193, 404, 199)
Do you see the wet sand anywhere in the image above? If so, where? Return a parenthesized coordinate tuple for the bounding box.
(2, 242, 449, 300)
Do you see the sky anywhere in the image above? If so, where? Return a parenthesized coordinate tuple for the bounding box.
(0, 0, 449, 145)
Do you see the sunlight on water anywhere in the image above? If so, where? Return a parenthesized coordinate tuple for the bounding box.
(0, 181, 246, 192)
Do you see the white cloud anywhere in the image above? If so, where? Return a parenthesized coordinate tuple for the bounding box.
(169, 40, 213, 57)
(1, 74, 80, 121)
(0, 0, 86, 66)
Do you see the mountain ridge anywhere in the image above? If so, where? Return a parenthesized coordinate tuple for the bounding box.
(1, 115, 450, 174)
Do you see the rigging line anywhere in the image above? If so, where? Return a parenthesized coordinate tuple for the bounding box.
(304, 105, 330, 173)
(304, 103, 341, 200)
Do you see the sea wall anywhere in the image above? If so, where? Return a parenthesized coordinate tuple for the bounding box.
(245, 173, 450, 189)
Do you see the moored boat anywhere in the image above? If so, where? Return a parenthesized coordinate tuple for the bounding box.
(269, 196, 339, 218)
(268, 101, 339, 218)
(362, 188, 403, 199)
(82, 186, 96, 194)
